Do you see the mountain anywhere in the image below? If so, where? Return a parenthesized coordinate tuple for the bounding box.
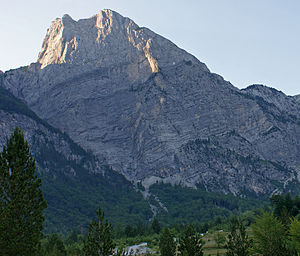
(1, 9, 300, 229)
(0, 80, 152, 233)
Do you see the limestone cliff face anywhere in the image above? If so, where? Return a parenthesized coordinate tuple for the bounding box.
(37, 9, 205, 74)
(2, 10, 300, 196)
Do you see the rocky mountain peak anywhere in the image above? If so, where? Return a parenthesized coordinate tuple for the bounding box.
(37, 9, 207, 74)
(3, 10, 300, 198)
(62, 14, 74, 22)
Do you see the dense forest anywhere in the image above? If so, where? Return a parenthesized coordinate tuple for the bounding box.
(1, 128, 300, 255)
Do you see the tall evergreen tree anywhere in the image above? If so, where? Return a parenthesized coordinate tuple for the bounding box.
(0, 127, 47, 255)
(178, 224, 204, 256)
(270, 193, 300, 226)
(159, 227, 176, 256)
(43, 234, 67, 256)
(83, 206, 115, 256)
(225, 217, 252, 256)
(152, 217, 161, 234)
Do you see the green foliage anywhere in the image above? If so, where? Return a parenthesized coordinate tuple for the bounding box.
(240, 210, 258, 226)
(65, 230, 79, 245)
(152, 218, 161, 234)
(251, 210, 289, 256)
(40, 162, 152, 233)
(214, 232, 226, 248)
(83, 206, 115, 256)
(122, 221, 152, 238)
(225, 217, 251, 256)
(149, 183, 266, 225)
(159, 227, 176, 256)
(289, 218, 300, 253)
(178, 224, 204, 256)
(34, 133, 152, 233)
(124, 224, 135, 237)
(0, 128, 47, 255)
(270, 192, 300, 226)
(0, 87, 152, 234)
(41, 234, 67, 256)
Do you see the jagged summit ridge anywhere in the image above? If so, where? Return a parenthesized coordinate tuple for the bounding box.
(37, 9, 206, 73)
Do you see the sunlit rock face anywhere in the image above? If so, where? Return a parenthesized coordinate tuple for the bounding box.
(2, 10, 300, 196)
(38, 10, 204, 75)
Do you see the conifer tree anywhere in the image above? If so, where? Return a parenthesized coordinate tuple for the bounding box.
(225, 217, 252, 256)
(0, 127, 47, 255)
(83, 206, 115, 256)
(43, 234, 67, 256)
(159, 227, 176, 256)
(178, 224, 204, 256)
(152, 217, 161, 234)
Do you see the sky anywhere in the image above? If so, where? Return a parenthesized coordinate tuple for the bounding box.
(1, 0, 300, 95)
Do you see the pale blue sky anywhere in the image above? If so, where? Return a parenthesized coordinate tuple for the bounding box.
(1, 0, 299, 95)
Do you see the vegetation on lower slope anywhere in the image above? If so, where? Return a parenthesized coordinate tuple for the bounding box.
(149, 183, 267, 225)
(40, 165, 152, 234)
(36, 193, 300, 255)
(33, 134, 152, 233)
(3, 128, 300, 255)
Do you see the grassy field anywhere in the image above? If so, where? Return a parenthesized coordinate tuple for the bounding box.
(202, 231, 227, 256)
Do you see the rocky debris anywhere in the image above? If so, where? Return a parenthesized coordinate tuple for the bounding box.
(126, 243, 152, 255)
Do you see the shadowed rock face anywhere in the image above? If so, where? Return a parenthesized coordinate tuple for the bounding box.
(2, 10, 300, 196)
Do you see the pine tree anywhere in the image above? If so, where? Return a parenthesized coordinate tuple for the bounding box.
(152, 217, 161, 234)
(159, 227, 176, 256)
(83, 206, 115, 256)
(178, 224, 204, 256)
(225, 217, 252, 256)
(43, 234, 67, 256)
(0, 127, 47, 255)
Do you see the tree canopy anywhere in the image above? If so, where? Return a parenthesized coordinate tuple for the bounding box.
(0, 127, 47, 255)
(159, 227, 176, 256)
(225, 217, 252, 256)
(251, 211, 289, 256)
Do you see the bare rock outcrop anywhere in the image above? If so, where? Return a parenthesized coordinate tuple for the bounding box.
(2, 10, 300, 196)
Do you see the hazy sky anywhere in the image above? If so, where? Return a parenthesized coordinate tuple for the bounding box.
(1, 0, 300, 95)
